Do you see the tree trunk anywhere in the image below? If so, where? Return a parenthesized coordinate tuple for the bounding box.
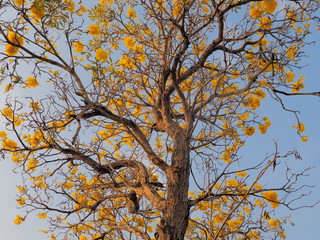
(155, 130, 190, 240)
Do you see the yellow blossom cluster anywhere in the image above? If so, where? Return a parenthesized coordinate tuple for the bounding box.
(95, 48, 108, 62)
(79, 235, 88, 240)
(258, 17, 272, 30)
(286, 44, 298, 61)
(13, 0, 26, 7)
(25, 77, 39, 88)
(13, 215, 25, 225)
(73, 41, 85, 53)
(284, 71, 295, 83)
(291, 75, 305, 93)
(37, 212, 48, 219)
(262, 0, 278, 13)
(100, 0, 114, 6)
(258, 117, 271, 134)
(221, 141, 240, 163)
(1, 138, 18, 150)
(16, 197, 26, 206)
(124, 36, 136, 49)
(30, 175, 47, 189)
(119, 55, 136, 69)
(87, 24, 100, 36)
(292, 122, 305, 134)
(246, 230, 260, 239)
(226, 178, 239, 187)
(227, 218, 243, 231)
(243, 126, 255, 136)
(64, 0, 75, 12)
(64, 181, 74, 189)
(24, 131, 46, 147)
(236, 171, 247, 178)
(1, 107, 23, 127)
(127, 8, 137, 19)
(244, 95, 261, 110)
(5, 30, 24, 56)
(172, 0, 183, 16)
(263, 191, 280, 208)
(30, 101, 40, 111)
(213, 212, 225, 224)
(268, 218, 281, 229)
(30, 1, 45, 20)
(27, 158, 39, 172)
(8, 30, 24, 45)
(250, 0, 278, 19)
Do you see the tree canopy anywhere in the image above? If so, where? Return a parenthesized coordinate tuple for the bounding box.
(0, 0, 319, 239)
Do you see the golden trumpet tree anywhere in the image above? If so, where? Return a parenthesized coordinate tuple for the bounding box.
(0, 0, 319, 239)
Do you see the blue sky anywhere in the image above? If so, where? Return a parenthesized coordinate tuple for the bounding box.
(0, 3, 320, 240)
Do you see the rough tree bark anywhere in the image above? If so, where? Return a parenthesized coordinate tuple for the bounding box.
(155, 125, 191, 240)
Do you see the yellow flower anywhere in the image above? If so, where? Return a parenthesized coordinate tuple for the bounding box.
(258, 124, 268, 134)
(262, 0, 277, 14)
(8, 31, 24, 46)
(2, 138, 18, 150)
(254, 199, 264, 207)
(284, 71, 295, 83)
(73, 41, 84, 53)
(26, 77, 39, 88)
(0, 131, 8, 138)
(243, 126, 255, 136)
(1, 107, 23, 127)
(124, 36, 136, 49)
(173, 1, 182, 16)
(245, 96, 261, 110)
(258, 118, 271, 134)
(5, 83, 14, 92)
(253, 89, 266, 99)
(64, 181, 73, 189)
(243, 206, 251, 214)
(30, 101, 40, 111)
(79, 236, 88, 240)
(227, 218, 243, 231)
(213, 213, 224, 224)
(226, 179, 239, 187)
(250, 4, 264, 19)
(2, 107, 13, 118)
(301, 135, 308, 142)
(100, 0, 113, 5)
(64, 0, 75, 12)
(119, 55, 136, 69)
(37, 212, 47, 219)
(30, 2, 45, 20)
(127, 8, 137, 19)
(247, 230, 260, 239)
(13, 215, 25, 225)
(263, 191, 280, 208)
(286, 44, 298, 61)
(5, 44, 19, 56)
(87, 24, 100, 35)
(17, 185, 26, 193)
(17, 197, 26, 206)
(27, 158, 39, 172)
(76, 4, 87, 15)
(258, 17, 272, 30)
(268, 218, 281, 229)
(291, 78, 305, 93)
(95, 48, 108, 62)
(13, 0, 26, 7)
(236, 171, 247, 178)
(292, 122, 305, 134)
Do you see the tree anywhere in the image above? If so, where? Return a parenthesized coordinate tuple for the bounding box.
(0, 0, 319, 239)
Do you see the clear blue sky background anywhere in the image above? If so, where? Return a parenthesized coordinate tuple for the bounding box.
(0, 6, 320, 240)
